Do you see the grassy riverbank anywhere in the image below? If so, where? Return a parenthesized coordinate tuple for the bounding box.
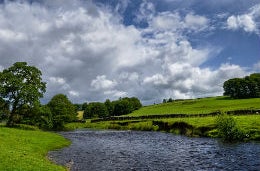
(66, 115, 260, 141)
(67, 96, 260, 141)
(0, 126, 70, 171)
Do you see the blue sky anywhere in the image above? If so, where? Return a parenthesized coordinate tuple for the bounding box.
(0, 0, 259, 104)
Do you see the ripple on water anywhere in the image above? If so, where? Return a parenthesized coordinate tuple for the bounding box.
(49, 130, 260, 171)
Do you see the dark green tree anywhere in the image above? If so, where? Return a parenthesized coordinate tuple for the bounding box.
(113, 99, 131, 116)
(0, 97, 9, 121)
(104, 99, 114, 116)
(74, 104, 82, 111)
(128, 97, 142, 110)
(223, 73, 260, 99)
(84, 102, 109, 118)
(47, 94, 77, 129)
(82, 102, 88, 111)
(0, 62, 46, 126)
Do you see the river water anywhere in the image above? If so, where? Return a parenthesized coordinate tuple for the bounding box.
(49, 130, 260, 171)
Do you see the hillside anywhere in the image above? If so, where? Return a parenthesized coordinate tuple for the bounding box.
(127, 96, 260, 116)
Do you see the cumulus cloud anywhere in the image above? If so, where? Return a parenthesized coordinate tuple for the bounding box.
(226, 4, 260, 34)
(91, 75, 117, 91)
(227, 15, 256, 32)
(0, 0, 251, 104)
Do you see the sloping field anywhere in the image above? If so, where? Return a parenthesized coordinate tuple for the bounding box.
(0, 127, 70, 171)
(128, 96, 260, 116)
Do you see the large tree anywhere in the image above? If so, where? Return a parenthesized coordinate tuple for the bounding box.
(0, 97, 9, 121)
(0, 62, 46, 126)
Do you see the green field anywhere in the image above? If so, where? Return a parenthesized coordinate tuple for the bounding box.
(128, 96, 260, 116)
(0, 126, 70, 171)
(66, 96, 260, 141)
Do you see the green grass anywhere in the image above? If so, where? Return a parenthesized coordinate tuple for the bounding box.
(0, 127, 70, 171)
(77, 111, 84, 120)
(68, 115, 260, 140)
(128, 96, 260, 116)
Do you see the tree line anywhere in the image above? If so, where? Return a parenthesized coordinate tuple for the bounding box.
(0, 62, 78, 129)
(80, 97, 142, 119)
(223, 73, 260, 99)
(0, 62, 142, 129)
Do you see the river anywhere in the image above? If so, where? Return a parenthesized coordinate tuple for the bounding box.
(49, 130, 260, 171)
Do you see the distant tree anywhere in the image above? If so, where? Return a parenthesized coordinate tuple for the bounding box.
(111, 97, 142, 116)
(74, 104, 82, 111)
(82, 102, 88, 111)
(128, 97, 142, 110)
(168, 98, 173, 103)
(223, 73, 260, 99)
(104, 99, 114, 116)
(113, 99, 131, 116)
(84, 102, 109, 118)
(0, 62, 46, 126)
(47, 94, 77, 129)
(163, 99, 167, 103)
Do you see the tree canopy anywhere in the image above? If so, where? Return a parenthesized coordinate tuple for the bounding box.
(83, 97, 142, 119)
(84, 102, 109, 118)
(0, 62, 46, 126)
(47, 94, 77, 129)
(223, 73, 260, 99)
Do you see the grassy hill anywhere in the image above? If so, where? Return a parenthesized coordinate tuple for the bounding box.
(127, 96, 260, 116)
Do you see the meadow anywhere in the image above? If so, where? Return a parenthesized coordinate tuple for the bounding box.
(68, 96, 260, 141)
(0, 126, 70, 171)
(128, 96, 260, 116)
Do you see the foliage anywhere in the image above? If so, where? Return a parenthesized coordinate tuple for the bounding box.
(113, 97, 142, 116)
(84, 102, 109, 118)
(74, 103, 83, 111)
(223, 73, 260, 99)
(113, 99, 132, 116)
(0, 62, 46, 126)
(48, 94, 77, 129)
(0, 127, 70, 171)
(215, 114, 246, 142)
(0, 97, 9, 121)
(83, 97, 142, 118)
(104, 99, 114, 116)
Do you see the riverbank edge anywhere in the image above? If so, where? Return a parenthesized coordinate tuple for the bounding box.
(0, 125, 71, 171)
(65, 116, 260, 142)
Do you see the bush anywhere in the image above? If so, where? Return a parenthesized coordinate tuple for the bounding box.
(216, 114, 246, 142)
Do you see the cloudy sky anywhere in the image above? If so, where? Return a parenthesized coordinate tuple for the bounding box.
(0, 0, 259, 104)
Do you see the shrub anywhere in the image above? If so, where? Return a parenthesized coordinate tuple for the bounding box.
(215, 114, 246, 142)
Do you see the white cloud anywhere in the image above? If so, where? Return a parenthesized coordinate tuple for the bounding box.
(143, 74, 168, 86)
(69, 90, 79, 97)
(253, 61, 260, 72)
(0, 1, 252, 105)
(184, 13, 208, 30)
(104, 90, 127, 98)
(49, 77, 66, 84)
(91, 75, 117, 90)
(226, 4, 260, 33)
(227, 15, 256, 32)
